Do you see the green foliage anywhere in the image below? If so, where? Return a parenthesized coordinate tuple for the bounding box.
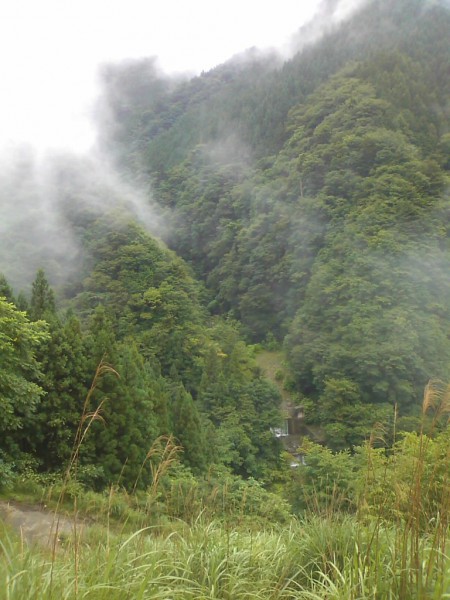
(0, 221, 281, 487)
(0, 296, 49, 462)
(69, 220, 282, 482)
(1, 477, 450, 600)
(29, 269, 55, 321)
(3, 0, 450, 496)
(2, 384, 450, 599)
(287, 412, 450, 537)
(103, 4, 450, 451)
(170, 383, 208, 473)
(0, 273, 15, 303)
(23, 312, 90, 470)
(3, 4, 450, 597)
(156, 464, 292, 525)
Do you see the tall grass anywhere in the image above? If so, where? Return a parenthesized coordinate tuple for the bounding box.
(2, 375, 450, 598)
(1, 513, 449, 599)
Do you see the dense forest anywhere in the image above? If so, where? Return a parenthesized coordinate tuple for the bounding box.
(96, 0, 450, 448)
(2, 0, 450, 596)
(1, 0, 450, 484)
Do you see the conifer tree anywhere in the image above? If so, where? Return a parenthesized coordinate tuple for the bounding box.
(29, 269, 55, 321)
(171, 383, 207, 474)
(0, 274, 14, 303)
(25, 271, 91, 471)
(25, 313, 90, 470)
(91, 340, 163, 488)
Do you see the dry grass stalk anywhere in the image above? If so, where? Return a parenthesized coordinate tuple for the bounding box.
(49, 358, 118, 598)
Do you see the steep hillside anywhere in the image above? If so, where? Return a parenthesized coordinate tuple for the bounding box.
(97, 0, 450, 447)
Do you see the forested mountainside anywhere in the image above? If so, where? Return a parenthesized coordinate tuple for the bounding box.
(1, 0, 450, 490)
(3, 3, 450, 597)
(1, 221, 282, 488)
(97, 0, 450, 448)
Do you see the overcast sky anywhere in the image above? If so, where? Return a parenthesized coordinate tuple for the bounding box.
(0, 0, 326, 154)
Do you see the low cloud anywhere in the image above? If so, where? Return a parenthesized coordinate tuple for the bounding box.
(0, 144, 163, 293)
(287, 0, 370, 55)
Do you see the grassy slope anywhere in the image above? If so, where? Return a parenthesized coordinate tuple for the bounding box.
(1, 503, 449, 599)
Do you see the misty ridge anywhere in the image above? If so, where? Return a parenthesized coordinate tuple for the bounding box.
(0, 146, 164, 292)
(0, 0, 448, 304)
(0, 0, 347, 293)
(0, 0, 450, 537)
(2, 3, 450, 595)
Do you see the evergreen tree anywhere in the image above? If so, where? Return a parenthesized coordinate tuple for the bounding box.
(30, 269, 55, 321)
(171, 383, 207, 474)
(25, 313, 90, 470)
(92, 340, 163, 489)
(0, 274, 14, 303)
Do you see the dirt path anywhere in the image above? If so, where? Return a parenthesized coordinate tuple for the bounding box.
(0, 501, 84, 547)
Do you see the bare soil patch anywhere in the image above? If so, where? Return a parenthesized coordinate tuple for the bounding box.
(0, 500, 84, 548)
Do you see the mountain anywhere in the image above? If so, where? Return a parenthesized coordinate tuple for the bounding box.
(96, 0, 450, 447)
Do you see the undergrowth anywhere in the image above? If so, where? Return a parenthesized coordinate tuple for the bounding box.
(1, 377, 450, 598)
